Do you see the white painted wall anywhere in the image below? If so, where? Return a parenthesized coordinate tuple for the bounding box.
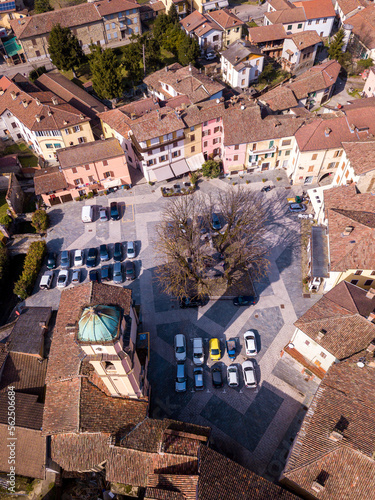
(290, 328, 337, 372)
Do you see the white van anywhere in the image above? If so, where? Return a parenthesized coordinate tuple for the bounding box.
(81, 205, 93, 223)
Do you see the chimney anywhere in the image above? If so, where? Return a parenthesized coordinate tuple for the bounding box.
(22, 99, 28, 108)
(311, 471, 329, 493)
(316, 328, 326, 341)
(342, 225, 353, 236)
(367, 311, 375, 323)
(165, 66, 168, 72)
(189, 62, 192, 72)
(235, 56, 239, 62)
(10, 91, 17, 100)
(130, 112, 136, 120)
(39, 321, 48, 329)
(35, 97, 41, 105)
(324, 127, 331, 137)
(63, 120, 68, 125)
(157, 109, 161, 121)
(48, 110, 52, 116)
(51, 96, 58, 105)
(241, 104, 245, 110)
(35, 114, 41, 122)
(79, 113, 85, 120)
(366, 339, 375, 352)
(0, 88, 4, 96)
(350, 123, 356, 133)
(366, 288, 375, 300)
(329, 430, 344, 442)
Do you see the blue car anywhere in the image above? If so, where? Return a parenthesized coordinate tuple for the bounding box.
(86, 247, 97, 268)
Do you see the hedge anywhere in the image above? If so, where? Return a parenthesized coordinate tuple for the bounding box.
(13, 240, 46, 300)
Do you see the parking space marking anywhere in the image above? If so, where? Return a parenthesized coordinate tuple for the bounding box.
(122, 203, 134, 222)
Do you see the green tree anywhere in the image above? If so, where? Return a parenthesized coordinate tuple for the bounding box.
(357, 58, 374, 70)
(258, 63, 276, 84)
(13, 240, 46, 299)
(153, 13, 172, 43)
(0, 214, 12, 229)
(201, 160, 221, 178)
(48, 24, 84, 75)
(122, 41, 143, 83)
(28, 65, 47, 82)
(162, 24, 185, 55)
(31, 209, 49, 233)
(328, 29, 345, 61)
(34, 0, 53, 13)
(178, 34, 200, 66)
(0, 245, 8, 283)
(168, 4, 179, 24)
(89, 45, 123, 99)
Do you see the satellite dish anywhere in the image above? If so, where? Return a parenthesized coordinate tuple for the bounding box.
(357, 361, 365, 368)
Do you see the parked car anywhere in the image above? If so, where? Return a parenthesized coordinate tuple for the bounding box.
(211, 364, 223, 388)
(40, 271, 53, 290)
(125, 260, 135, 280)
(233, 295, 257, 307)
(179, 296, 206, 308)
(46, 252, 56, 270)
(110, 201, 119, 221)
(211, 213, 222, 230)
(193, 337, 204, 365)
(226, 338, 236, 360)
(194, 367, 204, 391)
(71, 269, 81, 284)
(261, 185, 273, 192)
(89, 269, 99, 282)
(86, 247, 97, 268)
(205, 51, 216, 61)
(289, 203, 306, 213)
(244, 330, 258, 356)
(227, 365, 239, 387)
(57, 269, 69, 288)
(99, 207, 108, 222)
(101, 264, 111, 281)
(174, 334, 187, 361)
(113, 242, 123, 262)
(209, 338, 221, 360)
(60, 250, 70, 269)
(127, 241, 135, 259)
(113, 262, 123, 284)
(99, 244, 109, 262)
(74, 249, 83, 267)
(175, 362, 187, 392)
(242, 359, 257, 388)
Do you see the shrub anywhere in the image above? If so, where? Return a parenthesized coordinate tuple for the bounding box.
(276, 177, 282, 181)
(74, 197, 80, 201)
(246, 180, 250, 184)
(201, 160, 221, 179)
(31, 209, 49, 233)
(0, 214, 12, 229)
(189, 171, 199, 185)
(232, 182, 236, 185)
(13, 240, 46, 299)
(302, 277, 309, 285)
(87, 192, 94, 199)
(262, 178, 267, 182)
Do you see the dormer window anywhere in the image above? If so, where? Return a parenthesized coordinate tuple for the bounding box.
(104, 361, 116, 373)
(329, 416, 348, 441)
(316, 329, 326, 341)
(312, 470, 329, 493)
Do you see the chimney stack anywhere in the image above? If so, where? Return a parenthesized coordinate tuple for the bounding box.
(22, 99, 28, 108)
(35, 114, 41, 122)
(10, 91, 17, 100)
(51, 96, 58, 105)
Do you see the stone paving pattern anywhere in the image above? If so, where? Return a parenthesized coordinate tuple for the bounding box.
(25, 170, 321, 479)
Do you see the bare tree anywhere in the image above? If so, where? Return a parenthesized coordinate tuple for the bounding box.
(154, 188, 269, 300)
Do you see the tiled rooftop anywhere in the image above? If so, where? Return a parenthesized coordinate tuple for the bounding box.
(57, 137, 124, 168)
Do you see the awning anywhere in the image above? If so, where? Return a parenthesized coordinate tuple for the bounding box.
(227, 164, 244, 172)
(171, 159, 189, 176)
(186, 153, 205, 172)
(3, 37, 22, 57)
(153, 165, 174, 182)
(102, 178, 122, 188)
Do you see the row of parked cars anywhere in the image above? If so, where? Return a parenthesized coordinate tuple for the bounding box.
(174, 331, 259, 392)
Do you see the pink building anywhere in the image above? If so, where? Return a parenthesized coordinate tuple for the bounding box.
(202, 115, 224, 160)
(34, 138, 131, 205)
(223, 143, 248, 174)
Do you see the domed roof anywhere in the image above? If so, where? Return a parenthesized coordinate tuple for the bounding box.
(78, 305, 121, 343)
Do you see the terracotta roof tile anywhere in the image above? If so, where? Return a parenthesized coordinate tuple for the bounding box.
(248, 23, 286, 43)
(7, 306, 51, 356)
(130, 109, 184, 142)
(0, 352, 47, 399)
(0, 424, 46, 479)
(99, 107, 132, 137)
(34, 167, 69, 195)
(259, 86, 298, 111)
(57, 137, 124, 169)
(268, 0, 295, 10)
(220, 40, 263, 66)
(206, 8, 244, 29)
(144, 488, 185, 500)
(265, 7, 306, 24)
(95, 0, 139, 16)
(335, 0, 367, 16)
(0, 392, 44, 429)
(282, 356, 375, 500)
(150, 1, 165, 11)
(294, 281, 375, 358)
(342, 140, 375, 175)
(180, 10, 208, 33)
(51, 432, 110, 471)
(342, 4, 375, 49)
(287, 30, 322, 50)
(294, 0, 335, 19)
(147, 474, 199, 500)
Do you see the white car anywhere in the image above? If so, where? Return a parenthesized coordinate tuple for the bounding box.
(174, 334, 186, 362)
(244, 330, 258, 356)
(242, 359, 257, 388)
(193, 337, 204, 365)
(227, 365, 239, 387)
(57, 269, 69, 288)
(71, 269, 81, 284)
(127, 241, 136, 259)
(73, 249, 83, 267)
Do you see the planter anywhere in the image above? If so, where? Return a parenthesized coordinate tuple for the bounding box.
(161, 186, 196, 197)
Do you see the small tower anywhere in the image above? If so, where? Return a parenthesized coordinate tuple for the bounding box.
(76, 304, 145, 399)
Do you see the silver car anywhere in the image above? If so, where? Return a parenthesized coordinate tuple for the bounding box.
(242, 359, 257, 388)
(174, 334, 186, 362)
(244, 330, 258, 356)
(175, 362, 187, 392)
(227, 365, 239, 387)
(127, 241, 136, 259)
(57, 269, 69, 288)
(113, 262, 123, 284)
(193, 337, 204, 365)
(73, 249, 83, 267)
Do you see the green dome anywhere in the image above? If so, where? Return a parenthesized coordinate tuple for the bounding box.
(78, 305, 120, 343)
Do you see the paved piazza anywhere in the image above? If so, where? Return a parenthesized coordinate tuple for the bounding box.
(26, 173, 320, 480)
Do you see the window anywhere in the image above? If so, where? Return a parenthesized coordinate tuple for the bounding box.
(85, 165, 90, 170)
(72, 167, 77, 174)
(213, 35, 219, 41)
(103, 171, 111, 178)
(114, 32, 118, 38)
(354, 270, 363, 275)
(172, 150, 180, 158)
(127, 18, 131, 25)
(190, 134, 195, 142)
(351, 279, 358, 285)
(365, 279, 373, 286)
(88, 175, 94, 183)
(54, 143, 61, 148)
(160, 145, 165, 152)
(17, 133, 21, 139)
(252, 143, 256, 151)
(134, 26, 139, 33)
(190, 126, 195, 132)
(323, 18, 327, 23)
(46, 144, 53, 149)
(241, 79, 245, 86)
(191, 146, 195, 153)
(226, 40, 230, 45)
(108, 33, 111, 40)
(287, 24, 292, 30)
(233, 155, 238, 161)
(147, 158, 156, 166)
(203, 141, 208, 147)
(304, 176, 313, 184)
(11, 122, 16, 129)
(282, 139, 291, 147)
(297, 23, 302, 29)
(213, 137, 221, 144)
(214, 126, 221, 134)
(305, 340, 310, 346)
(316, 19, 320, 24)
(203, 121, 208, 127)
(334, 150, 342, 158)
(74, 178, 83, 185)
(35, 51, 40, 57)
(73, 125, 81, 133)
(320, 352, 327, 359)
(159, 155, 167, 162)
(269, 140, 274, 148)
(278, 150, 282, 157)
(103, 160, 108, 166)
(111, 23, 115, 29)
(32, 39, 37, 46)
(227, 30, 230, 35)
(327, 162, 335, 169)
(216, 118, 220, 123)
(308, 165, 314, 172)
(371, 271, 375, 276)
(78, 137, 86, 143)
(308, 20, 312, 25)
(173, 141, 178, 148)
(106, 24, 110, 30)
(64, 128, 70, 135)
(312, 153, 318, 160)
(202, 130, 211, 137)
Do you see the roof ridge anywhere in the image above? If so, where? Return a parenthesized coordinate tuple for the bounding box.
(325, 281, 359, 314)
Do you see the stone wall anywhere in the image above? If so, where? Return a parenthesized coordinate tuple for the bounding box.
(6, 173, 24, 215)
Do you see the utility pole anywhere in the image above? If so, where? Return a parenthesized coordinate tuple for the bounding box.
(143, 43, 146, 77)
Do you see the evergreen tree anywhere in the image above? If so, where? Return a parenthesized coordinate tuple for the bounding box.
(48, 24, 84, 74)
(34, 0, 53, 13)
(89, 45, 123, 100)
(168, 4, 179, 24)
(153, 13, 172, 42)
(122, 41, 143, 83)
(178, 34, 200, 66)
(328, 29, 345, 61)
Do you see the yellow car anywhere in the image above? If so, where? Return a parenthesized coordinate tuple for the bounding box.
(209, 338, 221, 360)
